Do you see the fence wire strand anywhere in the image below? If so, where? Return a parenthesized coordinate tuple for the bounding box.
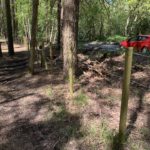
(133, 52, 150, 59)
(104, 70, 149, 90)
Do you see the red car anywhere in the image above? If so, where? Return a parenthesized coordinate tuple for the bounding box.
(120, 35, 150, 53)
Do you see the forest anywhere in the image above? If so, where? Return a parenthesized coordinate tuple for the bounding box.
(0, 0, 150, 150)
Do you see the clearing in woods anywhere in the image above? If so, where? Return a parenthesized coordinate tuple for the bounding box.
(0, 45, 150, 150)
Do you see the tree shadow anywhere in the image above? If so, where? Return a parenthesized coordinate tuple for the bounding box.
(126, 89, 145, 137)
(0, 53, 83, 149)
(0, 91, 35, 105)
(111, 89, 145, 150)
(0, 93, 83, 150)
(145, 104, 150, 146)
(111, 80, 150, 150)
(0, 111, 82, 150)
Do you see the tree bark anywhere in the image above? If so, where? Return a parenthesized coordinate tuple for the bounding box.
(62, 0, 80, 97)
(0, 43, 3, 57)
(57, 0, 61, 51)
(5, 0, 15, 56)
(1, 0, 7, 38)
(29, 0, 39, 74)
(11, 0, 17, 41)
(62, 0, 79, 77)
(49, 0, 56, 60)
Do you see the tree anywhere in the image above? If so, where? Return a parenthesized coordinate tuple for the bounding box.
(29, 0, 39, 74)
(0, 0, 5, 38)
(5, 0, 15, 56)
(62, 0, 80, 96)
(57, 0, 61, 51)
(11, 0, 18, 41)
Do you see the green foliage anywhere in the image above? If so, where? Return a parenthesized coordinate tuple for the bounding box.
(15, 0, 32, 40)
(79, 0, 150, 41)
(10, 0, 57, 42)
(107, 35, 127, 42)
(1, 0, 150, 43)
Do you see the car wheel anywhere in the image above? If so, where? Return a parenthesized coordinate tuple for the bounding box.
(141, 47, 149, 54)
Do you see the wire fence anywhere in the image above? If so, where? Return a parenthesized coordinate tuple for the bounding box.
(103, 51, 150, 91)
(104, 70, 149, 90)
(133, 52, 150, 59)
(132, 64, 150, 70)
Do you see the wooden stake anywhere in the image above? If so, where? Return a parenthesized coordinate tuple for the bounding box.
(119, 47, 133, 145)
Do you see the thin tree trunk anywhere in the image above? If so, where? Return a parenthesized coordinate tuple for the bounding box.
(75, 0, 79, 47)
(49, 23, 54, 59)
(0, 1, 2, 36)
(60, 0, 63, 58)
(57, 0, 61, 51)
(45, 0, 49, 42)
(0, 0, 6, 37)
(5, 0, 14, 56)
(49, 0, 56, 60)
(11, 0, 17, 41)
(29, 0, 39, 74)
(125, 16, 130, 36)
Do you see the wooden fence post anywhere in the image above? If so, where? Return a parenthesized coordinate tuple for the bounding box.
(119, 47, 133, 146)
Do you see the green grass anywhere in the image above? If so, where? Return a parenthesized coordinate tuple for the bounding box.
(127, 139, 150, 150)
(139, 127, 150, 139)
(74, 91, 89, 106)
(86, 119, 115, 149)
(99, 120, 114, 145)
(54, 106, 68, 120)
(45, 86, 53, 98)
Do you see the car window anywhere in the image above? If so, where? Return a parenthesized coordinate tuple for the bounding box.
(138, 36, 148, 41)
(129, 37, 137, 42)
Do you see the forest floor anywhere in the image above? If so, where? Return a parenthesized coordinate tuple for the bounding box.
(0, 44, 150, 150)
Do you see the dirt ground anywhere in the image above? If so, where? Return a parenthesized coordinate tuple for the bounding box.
(1, 43, 27, 52)
(0, 45, 150, 150)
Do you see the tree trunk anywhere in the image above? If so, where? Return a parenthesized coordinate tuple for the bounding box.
(75, 0, 79, 47)
(62, 0, 80, 96)
(2, 0, 7, 38)
(0, 0, 5, 37)
(5, 0, 14, 56)
(57, 0, 61, 51)
(0, 43, 3, 57)
(29, 0, 39, 74)
(60, 0, 64, 58)
(49, 0, 55, 60)
(11, 0, 17, 41)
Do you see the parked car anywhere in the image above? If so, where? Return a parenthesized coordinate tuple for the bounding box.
(120, 35, 150, 53)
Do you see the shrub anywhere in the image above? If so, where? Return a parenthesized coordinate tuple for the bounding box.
(107, 35, 127, 42)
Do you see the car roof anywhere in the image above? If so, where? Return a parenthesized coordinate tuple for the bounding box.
(138, 35, 150, 37)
